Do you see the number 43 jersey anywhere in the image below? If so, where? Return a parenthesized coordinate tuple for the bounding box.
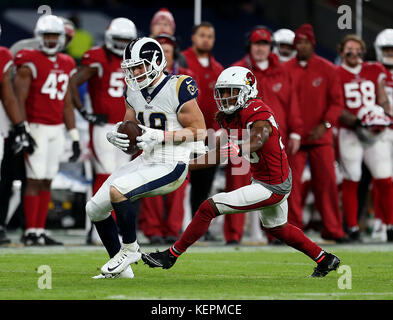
(14, 49, 76, 125)
(125, 74, 199, 164)
(337, 61, 387, 130)
(81, 46, 125, 124)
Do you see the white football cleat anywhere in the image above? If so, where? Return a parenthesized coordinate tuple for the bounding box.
(101, 241, 141, 275)
(92, 265, 135, 279)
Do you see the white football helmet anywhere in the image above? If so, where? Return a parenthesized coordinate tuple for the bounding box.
(121, 37, 167, 91)
(214, 66, 258, 114)
(34, 15, 65, 55)
(356, 104, 391, 143)
(105, 18, 137, 56)
(375, 29, 393, 67)
(273, 28, 296, 62)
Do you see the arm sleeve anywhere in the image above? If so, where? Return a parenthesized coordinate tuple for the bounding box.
(323, 65, 344, 126)
(13, 49, 37, 79)
(81, 49, 103, 77)
(176, 75, 199, 113)
(0, 48, 13, 83)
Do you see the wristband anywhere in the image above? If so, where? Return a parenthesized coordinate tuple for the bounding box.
(68, 128, 80, 141)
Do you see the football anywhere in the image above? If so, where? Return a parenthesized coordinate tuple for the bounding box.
(117, 120, 143, 155)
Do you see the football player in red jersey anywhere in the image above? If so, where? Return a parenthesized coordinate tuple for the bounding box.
(71, 18, 137, 200)
(337, 34, 393, 242)
(372, 29, 393, 242)
(231, 26, 302, 244)
(13, 15, 80, 246)
(142, 67, 341, 278)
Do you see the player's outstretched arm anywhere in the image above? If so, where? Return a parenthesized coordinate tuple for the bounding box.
(70, 65, 96, 111)
(241, 120, 272, 155)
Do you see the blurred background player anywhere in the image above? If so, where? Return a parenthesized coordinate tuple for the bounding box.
(374, 28, 393, 241)
(231, 26, 302, 244)
(71, 17, 137, 244)
(337, 34, 393, 242)
(137, 33, 198, 245)
(272, 28, 296, 63)
(149, 7, 187, 69)
(0, 28, 36, 245)
(13, 15, 80, 246)
(181, 22, 224, 240)
(283, 24, 347, 243)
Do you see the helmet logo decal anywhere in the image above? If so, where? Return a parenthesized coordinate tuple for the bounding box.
(246, 72, 256, 86)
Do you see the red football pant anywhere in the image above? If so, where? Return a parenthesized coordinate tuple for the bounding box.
(288, 144, 344, 239)
(138, 176, 189, 238)
(223, 160, 251, 242)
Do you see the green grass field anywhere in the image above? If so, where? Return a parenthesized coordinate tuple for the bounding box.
(1, 245, 392, 300)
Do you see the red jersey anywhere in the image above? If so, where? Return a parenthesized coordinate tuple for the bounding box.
(182, 47, 224, 130)
(81, 46, 126, 124)
(337, 61, 387, 129)
(284, 54, 344, 145)
(232, 53, 303, 143)
(0, 47, 13, 83)
(221, 99, 290, 185)
(14, 49, 76, 125)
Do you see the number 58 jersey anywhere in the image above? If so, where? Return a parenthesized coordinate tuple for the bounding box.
(337, 61, 387, 130)
(81, 46, 125, 124)
(14, 49, 76, 125)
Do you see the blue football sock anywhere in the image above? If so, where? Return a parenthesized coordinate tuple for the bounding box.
(94, 215, 121, 258)
(111, 199, 137, 244)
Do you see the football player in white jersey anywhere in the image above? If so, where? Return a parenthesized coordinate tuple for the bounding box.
(86, 37, 207, 279)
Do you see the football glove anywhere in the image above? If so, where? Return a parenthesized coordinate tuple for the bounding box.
(220, 141, 241, 158)
(106, 121, 130, 151)
(79, 108, 108, 126)
(136, 125, 165, 153)
(11, 122, 36, 155)
(69, 141, 81, 162)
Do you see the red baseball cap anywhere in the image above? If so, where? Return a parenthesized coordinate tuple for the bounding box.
(250, 28, 272, 43)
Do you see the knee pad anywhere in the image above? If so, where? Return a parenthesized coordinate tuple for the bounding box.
(86, 200, 111, 222)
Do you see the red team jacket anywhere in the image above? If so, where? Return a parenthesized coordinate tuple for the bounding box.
(232, 53, 303, 143)
(182, 47, 224, 131)
(81, 46, 126, 124)
(0, 46, 13, 82)
(220, 98, 290, 185)
(337, 61, 387, 130)
(284, 54, 344, 145)
(14, 49, 76, 125)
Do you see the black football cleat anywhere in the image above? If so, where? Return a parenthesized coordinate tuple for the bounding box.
(310, 252, 341, 278)
(37, 233, 63, 246)
(142, 248, 177, 269)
